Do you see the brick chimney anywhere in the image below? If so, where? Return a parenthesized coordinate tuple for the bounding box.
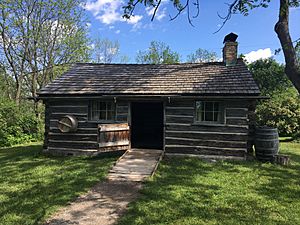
(223, 33, 238, 66)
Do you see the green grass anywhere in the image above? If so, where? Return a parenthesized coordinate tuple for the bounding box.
(118, 142, 300, 225)
(0, 143, 117, 225)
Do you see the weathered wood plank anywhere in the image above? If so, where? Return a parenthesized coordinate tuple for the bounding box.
(99, 140, 130, 148)
(48, 140, 98, 149)
(48, 100, 87, 107)
(166, 100, 194, 107)
(166, 123, 248, 133)
(226, 108, 248, 117)
(165, 137, 247, 148)
(165, 153, 245, 160)
(165, 109, 194, 116)
(226, 118, 248, 125)
(50, 106, 87, 112)
(165, 145, 246, 156)
(98, 123, 129, 132)
(166, 116, 194, 124)
(166, 130, 248, 141)
(48, 133, 97, 142)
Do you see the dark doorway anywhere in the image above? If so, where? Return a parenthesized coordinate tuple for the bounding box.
(131, 102, 164, 149)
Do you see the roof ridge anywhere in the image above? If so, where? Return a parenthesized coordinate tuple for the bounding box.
(73, 62, 225, 66)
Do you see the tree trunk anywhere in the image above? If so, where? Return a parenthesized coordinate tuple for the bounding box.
(15, 75, 23, 106)
(275, 0, 300, 93)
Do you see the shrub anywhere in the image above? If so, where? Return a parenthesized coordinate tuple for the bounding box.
(256, 88, 300, 137)
(0, 99, 43, 147)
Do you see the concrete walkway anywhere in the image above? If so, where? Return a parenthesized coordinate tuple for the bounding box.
(44, 149, 163, 225)
(108, 149, 163, 181)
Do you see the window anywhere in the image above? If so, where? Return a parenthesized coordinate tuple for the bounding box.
(195, 101, 223, 123)
(89, 101, 115, 121)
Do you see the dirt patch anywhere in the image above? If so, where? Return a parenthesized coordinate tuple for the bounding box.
(44, 180, 142, 225)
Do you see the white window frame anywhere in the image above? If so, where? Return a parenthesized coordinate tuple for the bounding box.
(195, 101, 225, 124)
(89, 100, 116, 122)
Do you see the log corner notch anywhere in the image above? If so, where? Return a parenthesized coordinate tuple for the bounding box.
(275, 0, 300, 93)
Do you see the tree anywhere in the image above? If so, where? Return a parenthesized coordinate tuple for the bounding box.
(296, 42, 300, 61)
(136, 41, 180, 64)
(0, 66, 14, 100)
(92, 38, 120, 63)
(123, 0, 300, 93)
(187, 48, 218, 63)
(248, 58, 291, 96)
(0, 0, 90, 105)
(249, 59, 300, 137)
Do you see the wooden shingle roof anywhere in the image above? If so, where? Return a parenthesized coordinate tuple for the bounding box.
(38, 59, 260, 97)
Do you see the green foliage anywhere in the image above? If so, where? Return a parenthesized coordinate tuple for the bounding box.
(296, 41, 300, 61)
(0, 71, 14, 99)
(250, 59, 300, 136)
(118, 141, 300, 225)
(187, 48, 218, 63)
(248, 58, 291, 96)
(0, 99, 43, 147)
(256, 88, 300, 136)
(0, 0, 91, 102)
(0, 144, 117, 225)
(136, 41, 180, 64)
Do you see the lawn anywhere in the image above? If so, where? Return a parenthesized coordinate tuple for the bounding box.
(0, 143, 117, 225)
(118, 142, 300, 225)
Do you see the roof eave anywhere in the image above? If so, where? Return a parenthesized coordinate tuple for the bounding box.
(37, 93, 266, 100)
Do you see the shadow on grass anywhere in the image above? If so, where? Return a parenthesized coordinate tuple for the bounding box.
(118, 142, 300, 225)
(0, 144, 117, 225)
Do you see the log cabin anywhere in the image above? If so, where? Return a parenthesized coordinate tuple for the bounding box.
(37, 33, 262, 158)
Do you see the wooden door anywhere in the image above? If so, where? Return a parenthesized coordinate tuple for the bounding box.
(98, 123, 130, 152)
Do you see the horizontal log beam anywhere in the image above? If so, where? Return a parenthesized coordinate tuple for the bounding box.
(166, 130, 248, 136)
(165, 153, 245, 160)
(165, 144, 246, 152)
(165, 115, 194, 118)
(165, 106, 194, 110)
(165, 137, 247, 148)
(49, 139, 98, 144)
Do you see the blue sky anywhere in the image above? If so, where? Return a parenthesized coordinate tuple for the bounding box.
(84, 0, 300, 63)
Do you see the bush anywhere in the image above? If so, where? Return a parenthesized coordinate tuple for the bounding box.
(256, 88, 300, 137)
(0, 99, 43, 147)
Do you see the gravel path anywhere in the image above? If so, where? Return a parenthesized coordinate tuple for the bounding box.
(44, 180, 142, 225)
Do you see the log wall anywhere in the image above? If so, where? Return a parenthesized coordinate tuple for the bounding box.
(43, 97, 254, 157)
(44, 99, 129, 156)
(165, 99, 252, 157)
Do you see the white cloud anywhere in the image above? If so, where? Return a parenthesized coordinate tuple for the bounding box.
(244, 48, 272, 63)
(109, 25, 115, 30)
(145, 6, 166, 21)
(125, 15, 143, 24)
(84, 0, 143, 27)
(156, 8, 167, 20)
(115, 30, 120, 34)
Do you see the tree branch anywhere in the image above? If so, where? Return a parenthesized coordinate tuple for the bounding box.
(214, 0, 238, 34)
(151, 0, 162, 21)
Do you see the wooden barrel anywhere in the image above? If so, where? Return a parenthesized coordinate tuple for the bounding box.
(58, 115, 78, 133)
(254, 127, 279, 162)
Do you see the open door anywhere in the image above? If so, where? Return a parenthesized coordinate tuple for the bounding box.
(131, 102, 164, 149)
